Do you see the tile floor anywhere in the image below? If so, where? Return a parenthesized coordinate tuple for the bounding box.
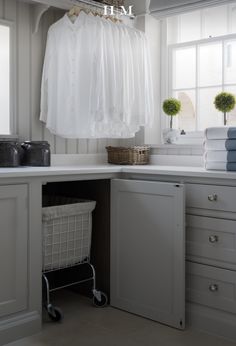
(7, 290, 236, 346)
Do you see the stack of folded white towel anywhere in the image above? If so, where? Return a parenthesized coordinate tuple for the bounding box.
(204, 127, 236, 171)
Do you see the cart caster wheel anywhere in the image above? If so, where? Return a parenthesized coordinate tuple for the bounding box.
(47, 305, 63, 322)
(93, 292, 108, 307)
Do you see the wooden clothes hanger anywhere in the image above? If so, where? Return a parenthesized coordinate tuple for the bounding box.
(68, 6, 83, 17)
(68, 4, 122, 23)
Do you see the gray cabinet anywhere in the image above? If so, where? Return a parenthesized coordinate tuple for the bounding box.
(0, 185, 28, 318)
(186, 184, 236, 213)
(187, 262, 236, 315)
(186, 183, 236, 340)
(186, 215, 236, 269)
(111, 179, 185, 329)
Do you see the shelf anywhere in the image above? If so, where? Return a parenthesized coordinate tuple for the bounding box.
(29, 0, 137, 33)
(25, 0, 72, 33)
(27, 0, 72, 10)
(32, 3, 50, 33)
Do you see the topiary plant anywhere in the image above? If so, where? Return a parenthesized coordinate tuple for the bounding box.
(214, 92, 236, 126)
(162, 98, 181, 129)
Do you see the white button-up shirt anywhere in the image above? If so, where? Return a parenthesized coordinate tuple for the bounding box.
(40, 11, 154, 139)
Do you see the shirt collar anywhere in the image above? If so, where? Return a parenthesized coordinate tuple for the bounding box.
(63, 11, 86, 29)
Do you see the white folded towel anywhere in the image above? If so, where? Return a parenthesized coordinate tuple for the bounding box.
(204, 150, 236, 162)
(204, 139, 236, 151)
(205, 161, 236, 171)
(205, 127, 236, 140)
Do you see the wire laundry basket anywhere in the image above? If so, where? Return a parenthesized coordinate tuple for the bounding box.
(42, 196, 108, 322)
(42, 196, 96, 272)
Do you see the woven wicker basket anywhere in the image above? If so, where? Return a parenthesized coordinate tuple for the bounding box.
(106, 146, 150, 165)
(94, 0, 124, 7)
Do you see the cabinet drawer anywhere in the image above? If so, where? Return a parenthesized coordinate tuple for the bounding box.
(186, 184, 236, 212)
(186, 262, 236, 314)
(186, 215, 236, 267)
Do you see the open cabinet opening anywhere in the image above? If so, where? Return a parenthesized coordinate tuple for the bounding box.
(42, 179, 111, 303)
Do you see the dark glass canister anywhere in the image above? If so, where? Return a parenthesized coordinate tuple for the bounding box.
(0, 141, 22, 167)
(21, 141, 51, 166)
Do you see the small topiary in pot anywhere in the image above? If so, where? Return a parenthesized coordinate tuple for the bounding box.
(214, 92, 236, 126)
(163, 98, 181, 129)
(162, 98, 181, 144)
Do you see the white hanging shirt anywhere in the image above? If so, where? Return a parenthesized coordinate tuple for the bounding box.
(40, 12, 102, 138)
(90, 19, 154, 137)
(40, 12, 154, 139)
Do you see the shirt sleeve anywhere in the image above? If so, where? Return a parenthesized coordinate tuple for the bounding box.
(40, 27, 54, 123)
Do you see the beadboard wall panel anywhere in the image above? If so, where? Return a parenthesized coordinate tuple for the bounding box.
(0, 0, 136, 154)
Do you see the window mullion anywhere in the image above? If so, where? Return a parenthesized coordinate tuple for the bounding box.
(195, 44, 199, 131)
(200, 8, 204, 39)
(169, 32, 236, 50)
(222, 40, 225, 93)
(161, 19, 169, 131)
(227, 3, 231, 34)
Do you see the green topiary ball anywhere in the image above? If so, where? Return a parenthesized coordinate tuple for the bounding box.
(163, 98, 181, 116)
(214, 92, 236, 113)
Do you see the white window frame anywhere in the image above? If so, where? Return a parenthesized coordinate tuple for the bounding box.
(170, 34, 236, 127)
(161, 18, 205, 146)
(0, 19, 17, 138)
(160, 9, 236, 146)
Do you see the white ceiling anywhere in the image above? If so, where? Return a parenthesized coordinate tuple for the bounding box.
(125, 0, 234, 16)
(149, 0, 201, 11)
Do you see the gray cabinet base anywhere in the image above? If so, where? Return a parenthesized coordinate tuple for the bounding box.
(187, 303, 236, 343)
(0, 311, 41, 346)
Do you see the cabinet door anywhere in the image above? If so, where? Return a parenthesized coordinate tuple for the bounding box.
(111, 179, 185, 329)
(0, 185, 28, 318)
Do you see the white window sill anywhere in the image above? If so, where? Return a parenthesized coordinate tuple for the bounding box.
(151, 143, 203, 149)
(150, 143, 204, 156)
(0, 135, 19, 141)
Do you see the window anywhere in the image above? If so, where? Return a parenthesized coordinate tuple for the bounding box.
(0, 21, 14, 136)
(164, 2, 236, 135)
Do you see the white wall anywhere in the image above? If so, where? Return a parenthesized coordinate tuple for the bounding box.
(149, 0, 233, 17)
(0, 0, 131, 154)
(143, 14, 161, 145)
(124, 0, 150, 15)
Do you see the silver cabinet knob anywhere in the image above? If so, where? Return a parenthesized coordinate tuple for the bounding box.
(209, 235, 219, 243)
(209, 284, 219, 292)
(208, 194, 218, 202)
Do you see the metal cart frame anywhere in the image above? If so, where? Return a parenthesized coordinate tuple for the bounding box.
(42, 197, 107, 321)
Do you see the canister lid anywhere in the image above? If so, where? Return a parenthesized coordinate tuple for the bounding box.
(23, 141, 50, 146)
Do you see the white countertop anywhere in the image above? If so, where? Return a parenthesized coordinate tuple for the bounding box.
(122, 165, 236, 179)
(0, 165, 120, 178)
(0, 164, 236, 180)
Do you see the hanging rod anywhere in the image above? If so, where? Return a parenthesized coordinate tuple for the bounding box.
(31, 0, 135, 34)
(71, 0, 135, 18)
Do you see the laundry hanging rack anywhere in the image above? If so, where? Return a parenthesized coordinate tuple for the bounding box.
(72, 0, 122, 12)
(68, 0, 123, 22)
(31, 0, 135, 33)
(70, 0, 135, 18)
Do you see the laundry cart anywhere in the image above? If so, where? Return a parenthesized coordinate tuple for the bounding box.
(42, 196, 108, 322)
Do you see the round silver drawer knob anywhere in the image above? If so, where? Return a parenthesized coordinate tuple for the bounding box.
(208, 194, 218, 202)
(209, 235, 219, 243)
(209, 284, 219, 292)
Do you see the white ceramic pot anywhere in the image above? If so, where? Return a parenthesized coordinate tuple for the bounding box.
(162, 128, 179, 144)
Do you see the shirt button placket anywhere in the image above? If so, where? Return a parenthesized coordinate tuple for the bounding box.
(71, 32, 76, 114)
